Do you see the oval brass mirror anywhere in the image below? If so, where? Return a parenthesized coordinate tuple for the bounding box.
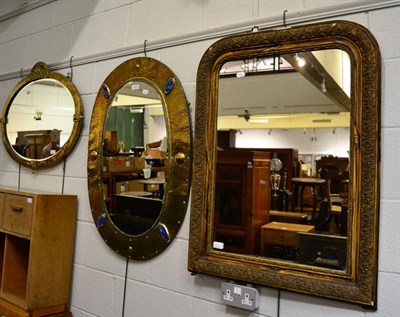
(88, 57, 191, 260)
(188, 21, 380, 307)
(1, 62, 84, 171)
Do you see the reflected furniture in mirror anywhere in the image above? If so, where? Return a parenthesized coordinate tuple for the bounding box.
(1, 62, 84, 171)
(88, 57, 191, 260)
(214, 150, 270, 254)
(188, 21, 380, 307)
(217, 131, 299, 195)
(0, 188, 77, 316)
(316, 155, 349, 174)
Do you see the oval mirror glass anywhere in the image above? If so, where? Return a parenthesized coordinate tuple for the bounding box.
(88, 57, 191, 260)
(1, 62, 84, 170)
(105, 80, 167, 236)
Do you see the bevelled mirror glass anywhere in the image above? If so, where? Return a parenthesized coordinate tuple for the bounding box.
(88, 57, 191, 260)
(188, 21, 381, 307)
(1, 62, 84, 171)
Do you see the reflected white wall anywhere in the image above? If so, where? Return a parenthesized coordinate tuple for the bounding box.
(235, 128, 350, 157)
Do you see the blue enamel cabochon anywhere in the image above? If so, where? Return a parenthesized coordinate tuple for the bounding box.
(101, 83, 111, 98)
(159, 223, 170, 241)
(164, 78, 175, 95)
(97, 213, 106, 228)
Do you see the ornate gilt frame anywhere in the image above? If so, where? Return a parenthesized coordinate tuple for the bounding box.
(188, 21, 380, 307)
(1, 62, 84, 171)
(88, 57, 191, 260)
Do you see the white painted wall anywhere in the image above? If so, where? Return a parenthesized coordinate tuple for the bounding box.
(0, 1, 399, 316)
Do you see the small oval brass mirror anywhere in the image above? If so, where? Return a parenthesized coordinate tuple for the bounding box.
(88, 57, 191, 260)
(1, 62, 84, 170)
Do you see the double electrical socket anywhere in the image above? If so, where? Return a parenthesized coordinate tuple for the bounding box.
(221, 282, 260, 311)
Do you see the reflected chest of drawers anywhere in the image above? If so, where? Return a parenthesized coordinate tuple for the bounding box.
(260, 222, 315, 258)
(0, 188, 77, 316)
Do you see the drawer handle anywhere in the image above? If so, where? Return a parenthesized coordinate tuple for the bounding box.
(11, 205, 24, 212)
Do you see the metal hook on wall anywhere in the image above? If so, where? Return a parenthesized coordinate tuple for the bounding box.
(144, 40, 148, 57)
(67, 56, 74, 81)
(283, 10, 288, 28)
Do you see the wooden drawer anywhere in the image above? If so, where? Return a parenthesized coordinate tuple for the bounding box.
(260, 222, 315, 255)
(264, 228, 301, 246)
(2, 194, 34, 237)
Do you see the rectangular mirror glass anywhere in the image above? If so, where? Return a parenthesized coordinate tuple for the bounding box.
(214, 49, 351, 271)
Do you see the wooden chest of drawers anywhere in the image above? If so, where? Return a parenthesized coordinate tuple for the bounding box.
(0, 187, 77, 316)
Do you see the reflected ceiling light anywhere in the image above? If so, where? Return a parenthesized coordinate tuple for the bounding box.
(236, 71, 246, 78)
(295, 53, 306, 67)
(248, 117, 269, 124)
(33, 109, 42, 120)
(142, 89, 149, 95)
(130, 107, 143, 113)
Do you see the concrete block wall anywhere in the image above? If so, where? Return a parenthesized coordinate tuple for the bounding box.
(0, 1, 399, 316)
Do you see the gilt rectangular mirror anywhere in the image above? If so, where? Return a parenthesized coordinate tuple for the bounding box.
(188, 21, 380, 308)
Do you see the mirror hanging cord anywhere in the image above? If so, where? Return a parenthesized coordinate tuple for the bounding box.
(277, 289, 281, 317)
(18, 164, 22, 191)
(122, 256, 129, 317)
(61, 157, 67, 194)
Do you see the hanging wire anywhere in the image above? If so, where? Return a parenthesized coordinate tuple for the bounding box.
(277, 289, 281, 317)
(61, 157, 67, 194)
(122, 256, 129, 317)
(19, 67, 23, 78)
(67, 56, 74, 81)
(18, 164, 22, 190)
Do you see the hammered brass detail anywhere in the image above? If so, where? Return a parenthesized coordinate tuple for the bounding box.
(88, 57, 191, 260)
(174, 152, 186, 164)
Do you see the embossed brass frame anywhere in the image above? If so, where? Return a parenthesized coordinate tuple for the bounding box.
(188, 21, 380, 307)
(88, 57, 191, 260)
(1, 62, 84, 171)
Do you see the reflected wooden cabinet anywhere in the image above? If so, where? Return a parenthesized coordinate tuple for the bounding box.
(241, 148, 298, 191)
(214, 150, 270, 254)
(0, 188, 77, 316)
(16, 130, 61, 160)
(217, 132, 298, 192)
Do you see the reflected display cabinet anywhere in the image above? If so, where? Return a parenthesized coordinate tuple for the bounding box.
(0, 187, 77, 316)
(214, 150, 270, 254)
